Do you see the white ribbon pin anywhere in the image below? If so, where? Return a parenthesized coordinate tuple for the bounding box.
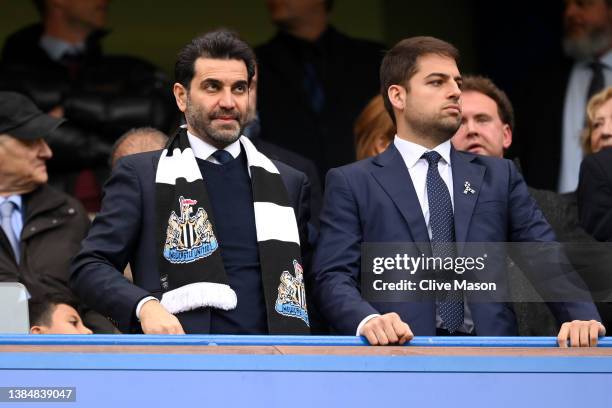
(463, 181, 475, 194)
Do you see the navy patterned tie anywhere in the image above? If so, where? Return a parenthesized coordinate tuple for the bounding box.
(422, 151, 464, 333)
(303, 63, 325, 114)
(587, 61, 605, 101)
(212, 150, 233, 165)
(0, 201, 19, 263)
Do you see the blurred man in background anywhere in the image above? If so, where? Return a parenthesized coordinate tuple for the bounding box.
(110, 127, 168, 168)
(0, 91, 113, 333)
(514, 0, 612, 193)
(452, 75, 595, 243)
(243, 72, 322, 227)
(0, 0, 177, 212)
(256, 0, 384, 182)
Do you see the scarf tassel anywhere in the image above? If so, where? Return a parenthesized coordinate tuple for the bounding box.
(160, 282, 237, 314)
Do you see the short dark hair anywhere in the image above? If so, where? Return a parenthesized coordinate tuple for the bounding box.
(175, 30, 256, 89)
(28, 293, 79, 327)
(380, 36, 459, 124)
(461, 75, 515, 131)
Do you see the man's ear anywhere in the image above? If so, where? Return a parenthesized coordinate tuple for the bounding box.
(502, 124, 513, 150)
(173, 83, 188, 113)
(30, 325, 45, 334)
(388, 85, 406, 111)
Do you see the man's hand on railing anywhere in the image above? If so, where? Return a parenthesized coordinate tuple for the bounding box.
(360, 313, 413, 346)
(557, 320, 606, 347)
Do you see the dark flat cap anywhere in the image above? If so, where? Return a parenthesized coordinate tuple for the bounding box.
(0, 91, 65, 140)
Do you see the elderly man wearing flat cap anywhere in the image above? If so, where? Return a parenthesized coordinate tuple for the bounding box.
(0, 91, 113, 333)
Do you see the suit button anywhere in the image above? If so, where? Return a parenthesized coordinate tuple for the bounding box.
(30, 227, 36, 232)
(68, 208, 75, 214)
(51, 219, 58, 224)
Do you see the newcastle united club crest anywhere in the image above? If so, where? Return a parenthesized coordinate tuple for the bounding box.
(163, 196, 218, 263)
(275, 260, 309, 326)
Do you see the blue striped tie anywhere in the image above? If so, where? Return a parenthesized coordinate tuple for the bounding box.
(422, 151, 463, 333)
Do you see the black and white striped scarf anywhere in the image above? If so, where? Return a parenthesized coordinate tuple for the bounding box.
(155, 128, 309, 334)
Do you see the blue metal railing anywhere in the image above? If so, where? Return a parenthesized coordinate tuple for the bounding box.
(0, 334, 610, 347)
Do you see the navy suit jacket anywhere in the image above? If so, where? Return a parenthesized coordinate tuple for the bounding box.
(312, 144, 600, 336)
(70, 150, 311, 333)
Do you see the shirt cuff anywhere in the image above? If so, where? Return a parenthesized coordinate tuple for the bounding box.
(356, 314, 381, 336)
(136, 296, 158, 320)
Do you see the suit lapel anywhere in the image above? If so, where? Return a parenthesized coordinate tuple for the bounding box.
(371, 145, 430, 244)
(370, 145, 486, 247)
(451, 148, 485, 243)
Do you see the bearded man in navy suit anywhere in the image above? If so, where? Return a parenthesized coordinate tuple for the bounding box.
(70, 31, 312, 335)
(312, 36, 605, 347)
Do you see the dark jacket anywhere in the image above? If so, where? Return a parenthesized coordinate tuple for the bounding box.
(255, 27, 384, 182)
(0, 24, 177, 196)
(0, 184, 114, 333)
(510, 188, 596, 336)
(511, 59, 573, 190)
(578, 148, 612, 242)
(506, 159, 611, 333)
(577, 149, 612, 329)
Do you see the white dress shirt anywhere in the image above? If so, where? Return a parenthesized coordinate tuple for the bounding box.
(560, 50, 612, 193)
(356, 136, 474, 335)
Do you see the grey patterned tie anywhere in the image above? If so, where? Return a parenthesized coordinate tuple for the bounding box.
(0, 201, 19, 263)
(422, 151, 464, 333)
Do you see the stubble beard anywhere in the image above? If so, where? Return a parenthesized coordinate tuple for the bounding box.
(184, 96, 244, 148)
(407, 110, 462, 146)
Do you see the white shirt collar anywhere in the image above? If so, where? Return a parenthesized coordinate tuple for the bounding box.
(39, 35, 85, 61)
(393, 135, 452, 169)
(186, 130, 241, 161)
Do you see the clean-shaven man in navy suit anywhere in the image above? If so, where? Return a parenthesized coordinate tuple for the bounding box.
(312, 36, 605, 347)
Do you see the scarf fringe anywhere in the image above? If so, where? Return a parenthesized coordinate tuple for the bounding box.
(160, 282, 237, 314)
